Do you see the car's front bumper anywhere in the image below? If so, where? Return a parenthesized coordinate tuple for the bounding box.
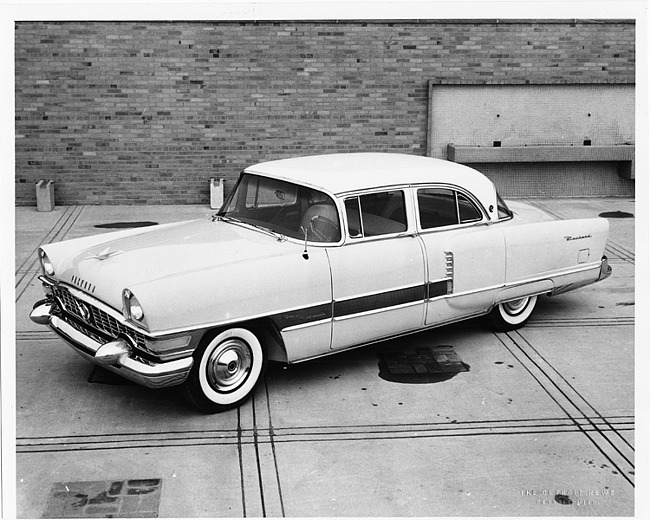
(30, 299, 193, 389)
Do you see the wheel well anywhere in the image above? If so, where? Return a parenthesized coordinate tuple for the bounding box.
(210, 317, 287, 364)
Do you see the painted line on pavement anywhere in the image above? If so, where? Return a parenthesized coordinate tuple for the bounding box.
(523, 200, 565, 220)
(527, 317, 634, 328)
(263, 378, 286, 517)
(605, 240, 635, 264)
(15, 205, 86, 302)
(15, 206, 76, 276)
(16, 415, 634, 453)
(237, 407, 247, 518)
(496, 330, 634, 487)
(511, 329, 634, 454)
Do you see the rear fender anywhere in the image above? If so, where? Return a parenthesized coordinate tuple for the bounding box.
(502, 217, 609, 284)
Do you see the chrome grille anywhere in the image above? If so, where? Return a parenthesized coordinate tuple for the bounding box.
(65, 315, 105, 345)
(51, 284, 146, 349)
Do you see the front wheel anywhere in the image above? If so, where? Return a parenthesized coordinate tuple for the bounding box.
(489, 295, 538, 332)
(182, 327, 266, 413)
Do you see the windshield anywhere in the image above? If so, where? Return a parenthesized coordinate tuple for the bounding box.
(219, 173, 341, 243)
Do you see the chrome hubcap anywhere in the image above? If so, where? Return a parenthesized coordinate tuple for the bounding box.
(503, 297, 528, 316)
(206, 339, 252, 392)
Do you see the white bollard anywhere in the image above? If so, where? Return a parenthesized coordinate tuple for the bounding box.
(210, 178, 225, 210)
(36, 180, 55, 212)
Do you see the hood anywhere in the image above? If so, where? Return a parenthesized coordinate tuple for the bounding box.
(43, 218, 300, 311)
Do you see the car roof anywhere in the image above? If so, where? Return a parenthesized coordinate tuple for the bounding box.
(245, 153, 499, 218)
(245, 152, 492, 195)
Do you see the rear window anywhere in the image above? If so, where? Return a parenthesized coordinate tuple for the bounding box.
(417, 188, 483, 229)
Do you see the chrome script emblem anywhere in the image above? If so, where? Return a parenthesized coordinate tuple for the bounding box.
(564, 234, 592, 241)
(86, 247, 124, 261)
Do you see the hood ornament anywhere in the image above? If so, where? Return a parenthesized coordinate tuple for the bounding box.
(86, 246, 124, 261)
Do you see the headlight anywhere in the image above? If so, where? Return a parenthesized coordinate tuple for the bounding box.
(123, 289, 145, 323)
(39, 249, 55, 277)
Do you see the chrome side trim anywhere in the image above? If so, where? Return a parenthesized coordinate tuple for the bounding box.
(126, 260, 605, 338)
(281, 317, 332, 333)
(429, 261, 602, 302)
(445, 251, 454, 278)
(332, 299, 423, 322)
(39, 259, 605, 341)
(290, 309, 488, 364)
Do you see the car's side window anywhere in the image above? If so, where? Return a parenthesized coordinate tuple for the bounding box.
(457, 192, 482, 223)
(417, 187, 482, 229)
(417, 188, 457, 228)
(345, 190, 407, 238)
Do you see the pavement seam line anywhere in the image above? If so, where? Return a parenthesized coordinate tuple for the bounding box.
(16, 416, 634, 452)
(526, 317, 633, 328)
(251, 395, 267, 518)
(14, 205, 74, 276)
(497, 331, 634, 487)
(512, 329, 635, 457)
(605, 240, 635, 264)
(237, 407, 247, 518)
(264, 377, 286, 517)
(15, 205, 86, 302)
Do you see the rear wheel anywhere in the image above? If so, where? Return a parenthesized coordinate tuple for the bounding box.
(489, 295, 538, 332)
(182, 327, 266, 413)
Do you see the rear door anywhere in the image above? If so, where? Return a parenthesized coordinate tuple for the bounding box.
(415, 186, 506, 325)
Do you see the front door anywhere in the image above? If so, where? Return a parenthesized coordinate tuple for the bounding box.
(328, 189, 427, 351)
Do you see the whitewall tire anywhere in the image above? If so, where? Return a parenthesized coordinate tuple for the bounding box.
(182, 327, 266, 413)
(489, 295, 538, 332)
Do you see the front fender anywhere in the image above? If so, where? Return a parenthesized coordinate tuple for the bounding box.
(129, 244, 333, 335)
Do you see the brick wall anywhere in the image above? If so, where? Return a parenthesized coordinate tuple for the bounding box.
(15, 20, 635, 205)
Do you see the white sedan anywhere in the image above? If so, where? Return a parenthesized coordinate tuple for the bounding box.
(30, 153, 612, 413)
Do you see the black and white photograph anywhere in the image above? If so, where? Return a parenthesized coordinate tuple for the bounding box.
(2, 0, 648, 518)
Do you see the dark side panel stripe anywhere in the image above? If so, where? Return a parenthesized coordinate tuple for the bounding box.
(270, 279, 453, 330)
(334, 285, 425, 318)
(428, 280, 451, 299)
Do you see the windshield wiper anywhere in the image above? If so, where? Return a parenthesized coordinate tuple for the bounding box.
(213, 215, 286, 242)
(213, 214, 242, 224)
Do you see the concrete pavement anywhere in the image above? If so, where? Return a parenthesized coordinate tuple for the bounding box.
(13, 199, 636, 517)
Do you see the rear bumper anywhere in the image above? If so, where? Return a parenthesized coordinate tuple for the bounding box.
(551, 255, 613, 296)
(598, 255, 613, 282)
(30, 300, 193, 389)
